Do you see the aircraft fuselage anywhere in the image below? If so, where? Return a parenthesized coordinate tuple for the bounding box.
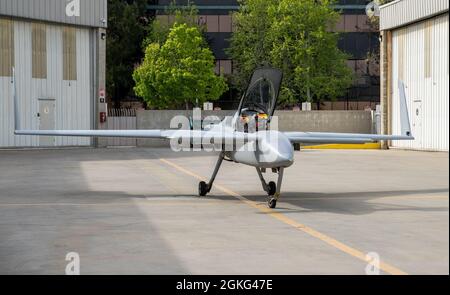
(227, 130, 294, 169)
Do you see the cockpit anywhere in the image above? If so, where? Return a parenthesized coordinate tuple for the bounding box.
(236, 68, 283, 133)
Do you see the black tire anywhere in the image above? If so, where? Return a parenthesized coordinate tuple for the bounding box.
(267, 181, 276, 196)
(267, 197, 277, 209)
(198, 181, 208, 196)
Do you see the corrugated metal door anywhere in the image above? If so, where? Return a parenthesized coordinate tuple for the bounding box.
(0, 19, 93, 148)
(391, 13, 449, 151)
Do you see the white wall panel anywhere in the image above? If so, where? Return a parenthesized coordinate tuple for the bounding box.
(0, 19, 92, 147)
(0, 0, 107, 28)
(380, 0, 449, 31)
(391, 14, 449, 151)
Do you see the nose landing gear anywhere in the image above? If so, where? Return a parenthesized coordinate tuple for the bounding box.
(256, 167, 284, 208)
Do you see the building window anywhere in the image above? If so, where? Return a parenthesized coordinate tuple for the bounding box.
(219, 15, 232, 33)
(216, 60, 232, 75)
(63, 27, 77, 81)
(206, 15, 219, 32)
(32, 23, 47, 79)
(0, 18, 14, 77)
(344, 15, 358, 32)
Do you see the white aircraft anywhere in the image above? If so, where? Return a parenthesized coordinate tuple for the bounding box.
(13, 67, 414, 208)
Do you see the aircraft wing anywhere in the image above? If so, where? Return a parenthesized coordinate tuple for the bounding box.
(14, 129, 255, 142)
(284, 80, 414, 144)
(283, 132, 412, 144)
(15, 129, 163, 138)
(12, 63, 413, 145)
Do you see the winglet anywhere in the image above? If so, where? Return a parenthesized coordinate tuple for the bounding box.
(398, 80, 412, 137)
(12, 67, 21, 133)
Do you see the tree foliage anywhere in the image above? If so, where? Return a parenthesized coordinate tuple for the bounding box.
(269, 0, 353, 104)
(133, 23, 228, 109)
(106, 0, 149, 107)
(228, 0, 353, 105)
(226, 0, 277, 91)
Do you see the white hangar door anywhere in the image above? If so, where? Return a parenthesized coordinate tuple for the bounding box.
(391, 14, 449, 152)
(0, 20, 93, 148)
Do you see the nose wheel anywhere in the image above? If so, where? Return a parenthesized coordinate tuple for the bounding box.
(267, 181, 276, 196)
(256, 167, 284, 209)
(266, 182, 278, 208)
(267, 196, 277, 208)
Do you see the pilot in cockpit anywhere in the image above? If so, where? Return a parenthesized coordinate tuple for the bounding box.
(239, 109, 269, 133)
(237, 77, 273, 133)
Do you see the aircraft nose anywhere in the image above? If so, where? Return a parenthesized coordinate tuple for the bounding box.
(275, 134, 294, 167)
(276, 152, 294, 167)
(258, 130, 294, 168)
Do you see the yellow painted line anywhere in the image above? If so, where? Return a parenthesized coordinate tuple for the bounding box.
(160, 158, 408, 275)
(303, 143, 381, 150)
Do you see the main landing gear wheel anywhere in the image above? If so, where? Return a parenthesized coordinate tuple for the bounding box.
(198, 181, 208, 196)
(267, 197, 277, 209)
(267, 181, 276, 196)
(198, 152, 225, 197)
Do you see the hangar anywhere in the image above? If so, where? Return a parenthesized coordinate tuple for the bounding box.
(380, 0, 449, 152)
(0, 0, 107, 148)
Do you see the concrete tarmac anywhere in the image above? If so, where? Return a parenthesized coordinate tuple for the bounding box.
(0, 148, 448, 274)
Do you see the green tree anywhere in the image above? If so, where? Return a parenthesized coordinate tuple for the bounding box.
(227, 0, 277, 91)
(269, 0, 352, 105)
(106, 0, 150, 107)
(133, 23, 228, 109)
(228, 0, 353, 106)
